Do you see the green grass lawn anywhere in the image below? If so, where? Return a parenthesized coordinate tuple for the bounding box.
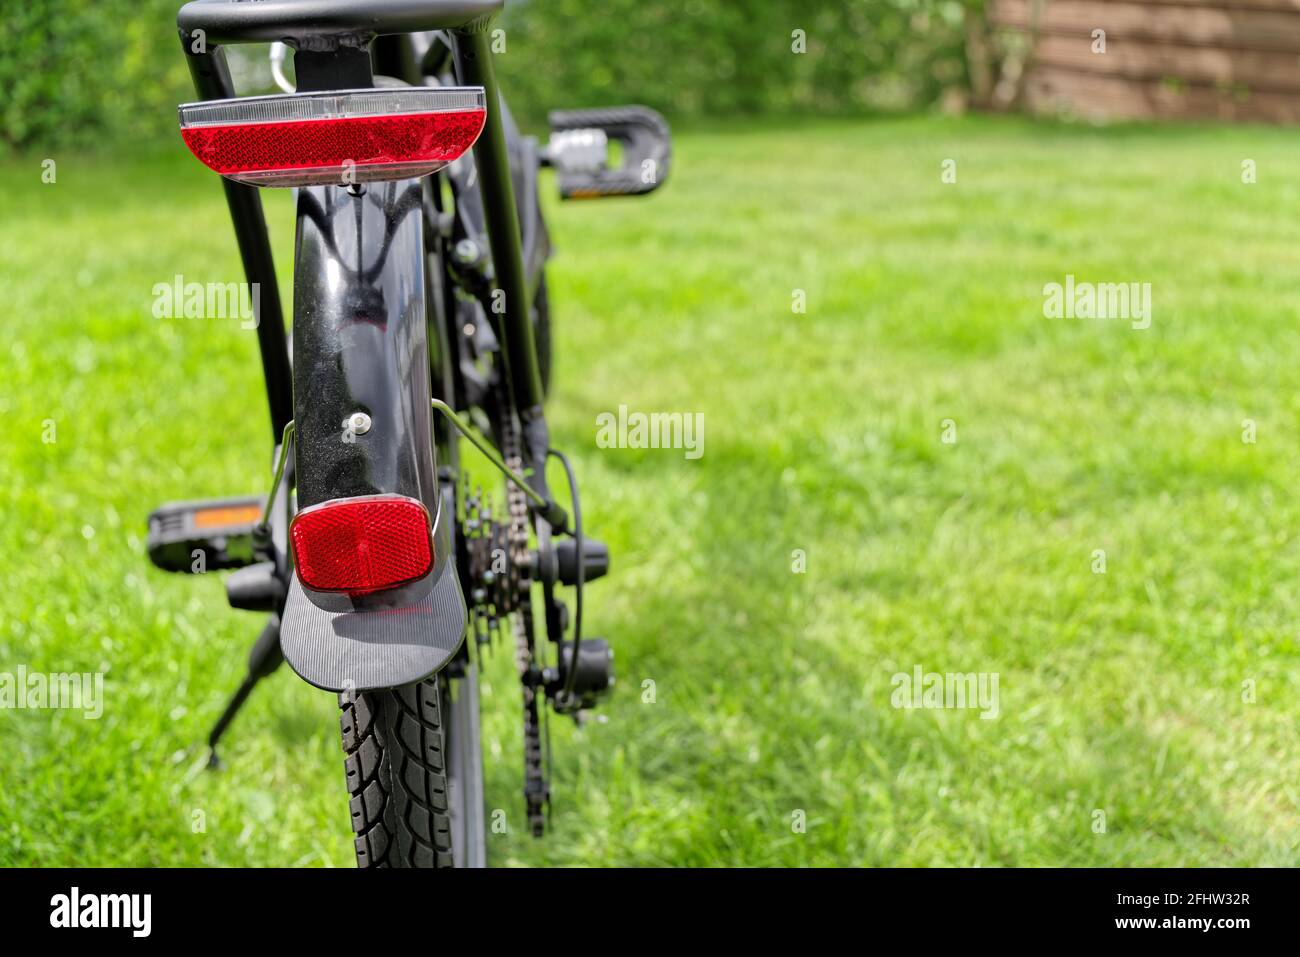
(2, 114, 1298, 866)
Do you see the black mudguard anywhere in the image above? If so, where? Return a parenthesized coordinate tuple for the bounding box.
(279, 180, 466, 693)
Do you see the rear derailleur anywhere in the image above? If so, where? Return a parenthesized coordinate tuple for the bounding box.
(461, 484, 616, 716)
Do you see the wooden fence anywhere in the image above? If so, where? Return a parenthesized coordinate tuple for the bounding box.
(989, 0, 1300, 122)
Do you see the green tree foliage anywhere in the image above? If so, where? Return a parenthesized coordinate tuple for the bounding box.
(493, 0, 970, 124)
(2, 0, 192, 152)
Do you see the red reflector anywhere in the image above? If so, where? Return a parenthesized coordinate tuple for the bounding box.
(291, 495, 434, 595)
(178, 88, 486, 187)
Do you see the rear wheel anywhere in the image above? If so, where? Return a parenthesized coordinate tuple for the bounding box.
(340, 677, 454, 868)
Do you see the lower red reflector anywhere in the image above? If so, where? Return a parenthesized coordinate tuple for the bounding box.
(291, 495, 434, 595)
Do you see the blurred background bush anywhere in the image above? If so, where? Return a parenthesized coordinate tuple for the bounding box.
(2, 0, 193, 151)
(1, 0, 975, 152)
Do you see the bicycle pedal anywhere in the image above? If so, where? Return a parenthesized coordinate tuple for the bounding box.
(545, 105, 671, 199)
(147, 496, 267, 573)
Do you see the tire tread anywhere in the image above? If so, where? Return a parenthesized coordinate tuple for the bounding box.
(338, 677, 453, 868)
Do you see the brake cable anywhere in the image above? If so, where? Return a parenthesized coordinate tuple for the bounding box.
(431, 399, 569, 532)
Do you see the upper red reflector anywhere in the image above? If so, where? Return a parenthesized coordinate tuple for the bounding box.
(178, 88, 486, 187)
(291, 494, 434, 595)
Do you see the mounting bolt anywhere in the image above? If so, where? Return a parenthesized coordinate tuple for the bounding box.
(346, 411, 372, 435)
(453, 239, 480, 265)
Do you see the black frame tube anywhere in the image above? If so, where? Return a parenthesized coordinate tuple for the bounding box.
(452, 29, 546, 417)
(181, 44, 294, 439)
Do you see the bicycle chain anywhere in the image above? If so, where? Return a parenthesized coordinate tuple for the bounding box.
(456, 352, 549, 837)
(498, 412, 549, 837)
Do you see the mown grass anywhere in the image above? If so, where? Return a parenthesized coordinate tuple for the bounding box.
(1, 114, 1297, 866)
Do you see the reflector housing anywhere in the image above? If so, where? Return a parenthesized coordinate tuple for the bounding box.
(290, 494, 434, 595)
(178, 88, 486, 187)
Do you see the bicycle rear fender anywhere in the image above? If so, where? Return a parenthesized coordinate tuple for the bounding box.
(279, 180, 466, 693)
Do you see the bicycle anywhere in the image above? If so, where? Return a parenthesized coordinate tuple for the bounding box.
(146, 0, 670, 867)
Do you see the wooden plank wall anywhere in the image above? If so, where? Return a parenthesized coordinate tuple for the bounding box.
(988, 0, 1300, 122)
